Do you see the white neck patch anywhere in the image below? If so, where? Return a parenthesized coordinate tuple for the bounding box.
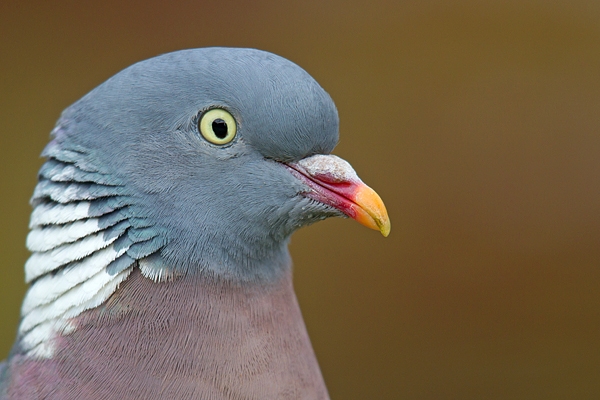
(18, 164, 137, 359)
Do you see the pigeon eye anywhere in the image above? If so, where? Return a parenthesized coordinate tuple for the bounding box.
(198, 109, 237, 145)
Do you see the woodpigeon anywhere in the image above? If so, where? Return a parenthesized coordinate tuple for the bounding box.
(0, 48, 390, 399)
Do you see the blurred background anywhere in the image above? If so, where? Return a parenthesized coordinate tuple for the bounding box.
(1, 1, 599, 398)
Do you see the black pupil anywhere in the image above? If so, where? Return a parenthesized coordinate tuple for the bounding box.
(212, 119, 228, 139)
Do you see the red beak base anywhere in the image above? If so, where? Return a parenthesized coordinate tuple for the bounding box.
(287, 155, 391, 237)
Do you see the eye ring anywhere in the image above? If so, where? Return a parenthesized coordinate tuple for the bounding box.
(198, 109, 237, 145)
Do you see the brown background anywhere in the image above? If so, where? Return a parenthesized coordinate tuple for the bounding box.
(1, 1, 599, 398)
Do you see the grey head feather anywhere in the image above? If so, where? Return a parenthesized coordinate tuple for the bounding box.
(43, 47, 340, 282)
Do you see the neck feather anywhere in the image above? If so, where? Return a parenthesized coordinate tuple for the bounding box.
(7, 268, 329, 399)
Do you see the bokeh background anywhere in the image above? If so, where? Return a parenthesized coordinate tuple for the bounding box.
(1, 1, 599, 398)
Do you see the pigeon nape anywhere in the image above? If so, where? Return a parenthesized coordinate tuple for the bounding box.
(0, 47, 390, 400)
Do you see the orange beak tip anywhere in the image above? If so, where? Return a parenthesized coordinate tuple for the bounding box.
(353, 184, 391, 237)
(380, 220, 391, 237)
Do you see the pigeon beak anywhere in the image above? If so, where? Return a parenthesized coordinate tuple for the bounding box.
(286, 155, 391, 237)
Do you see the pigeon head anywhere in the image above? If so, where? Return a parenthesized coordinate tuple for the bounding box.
(36, 47, 389, 282)
(13, 47, 391, 363)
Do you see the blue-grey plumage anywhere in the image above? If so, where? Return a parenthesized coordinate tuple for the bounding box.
(47, 47, 341, 281)
(1, 48, 390, 399)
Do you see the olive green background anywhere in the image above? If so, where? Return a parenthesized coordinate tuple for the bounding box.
(1, 1, 599, 398)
